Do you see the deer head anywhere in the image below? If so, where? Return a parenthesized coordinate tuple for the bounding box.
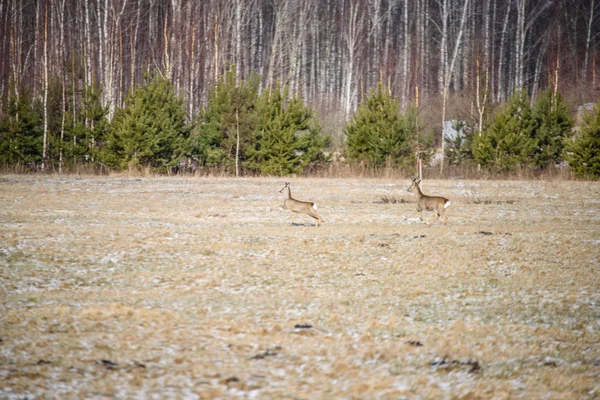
(279, 182, 291, 193)
(407, 177, 421, 192)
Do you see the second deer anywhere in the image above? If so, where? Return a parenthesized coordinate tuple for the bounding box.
(279, 182, 325, 227)
(407, 178, 451, 224)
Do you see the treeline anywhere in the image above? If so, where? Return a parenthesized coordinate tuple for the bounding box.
(1, 0, 599, 134)
(0, 68, 331, 175)
(1, 0, 599, 177)
(1, 66, 599, 177)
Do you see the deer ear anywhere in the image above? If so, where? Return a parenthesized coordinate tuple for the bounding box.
(416, 179, 421, 184)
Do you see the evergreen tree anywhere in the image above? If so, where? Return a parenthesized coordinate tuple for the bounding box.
(0, 90, 43, 168)
(344, 84, 417, 168)
(246, 83, 330, 176)
(444, 120, 475, 166)
(532, 89, 573, 168)
(472, 90, 538, 171)
(192, 66, 259, 174)
(102, 76, 190, 172)
(62, 85, 108, 169)
(563, 104, 600, 178)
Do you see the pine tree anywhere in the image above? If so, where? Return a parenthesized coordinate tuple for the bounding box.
(344, 84, 417, 168)
(192, 66, 259, 174)
(444, 120, 475, 167)
(0, 90, 44, 168)
(472, 90, 538, 172)
(532, 89, 573, 169)
(102, 76, 190, 172)
(563, 104, 600, 178)
(246, 83, 330, 176)
(63, 85, 108, 169)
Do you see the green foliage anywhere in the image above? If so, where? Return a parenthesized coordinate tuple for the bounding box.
(191, 65, 260, 172)
(245, 83, 330, 175)
(472, 90, 538, 171)
(61, 85, 109, 168)
(532, 89, 573, 168)
(102, 76, 190, 172)
(563, 104, 600, 177)
(193, 67, 330, 176)
(0, 90, 43, 168)
(344, 84, 417, 168)
(444, 120, 475, 166)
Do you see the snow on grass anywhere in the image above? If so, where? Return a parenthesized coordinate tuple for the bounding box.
(0, 175, 599, 398)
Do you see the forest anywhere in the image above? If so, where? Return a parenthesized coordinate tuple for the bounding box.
(0, 0, 599, 177)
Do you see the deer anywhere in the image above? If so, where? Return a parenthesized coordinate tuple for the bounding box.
(278, 182, 325, 227)
(406, 177, 451, 224)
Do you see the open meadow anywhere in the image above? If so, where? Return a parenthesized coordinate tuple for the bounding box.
(1, 175, 599, 399)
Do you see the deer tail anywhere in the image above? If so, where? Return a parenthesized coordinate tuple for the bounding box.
(444, 199, 451, 209)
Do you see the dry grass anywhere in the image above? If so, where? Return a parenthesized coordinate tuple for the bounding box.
(1, 175, 599, 399)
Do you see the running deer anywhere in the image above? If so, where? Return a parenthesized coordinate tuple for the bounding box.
(406, 178, 451, 224)
(278, 182, 325, 227)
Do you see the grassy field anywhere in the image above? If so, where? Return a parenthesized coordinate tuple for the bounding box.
(1, 175, 599, 399)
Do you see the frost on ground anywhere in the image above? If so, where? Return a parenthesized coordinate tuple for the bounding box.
(1, 175, 599, 399)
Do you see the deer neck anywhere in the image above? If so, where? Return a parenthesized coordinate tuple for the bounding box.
(413, 184, 424, 199)
(283, 186, 292, 200)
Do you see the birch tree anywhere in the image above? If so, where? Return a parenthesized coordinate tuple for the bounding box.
(439, 0, 470, 173)
(582, 0, 598, 84)
(42, 4, 49, 171)
(342, 0, 366, 117)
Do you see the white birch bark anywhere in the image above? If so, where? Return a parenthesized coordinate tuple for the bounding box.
(187, 1, 196, 119)
(368, 0, 382, 88)
(83, 0, 92, 87)
(98, 0, 128, 121)
(514, 0, 525, 92)
(130, 1, 141, 89)
(42, 5, 49, 171)
(342, 0, 365, 117)
(440, 0, 470, 173)
(401, 0, 410, 109)
(234, 0, 242, 81)
(382, 0, 393, 91)
(266, 1, 285, 89)
(169, 0, 182, 90)
(438, 0, 449, 95)
(9, 0, 23, 103)
(582, 0, 597, 83)
(57, 0, 66, 173)
(496, 0, 511, 102)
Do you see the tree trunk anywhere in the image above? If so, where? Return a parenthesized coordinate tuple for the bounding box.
(401, 0, 410, 109)
(582, 0, 596, 83)
(497, 0, 511, 102)
(235, 106, 240, 177)
(440, 0, 470, 174)
(58, 0, 66, 174)
(42, 5, 49, 171)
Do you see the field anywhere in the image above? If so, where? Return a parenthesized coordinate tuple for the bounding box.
(1, 175, 599, 399)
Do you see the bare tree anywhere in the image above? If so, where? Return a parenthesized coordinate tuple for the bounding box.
(342, 0, 366, 117)
(496, 0, 512, 102)
(582, 0, 598, 84)
(42, 4, 49, 171)
(439, 0, 470, 173)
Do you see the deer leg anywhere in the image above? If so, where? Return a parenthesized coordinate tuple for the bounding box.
(307, 210, 323, 227)
(437, 207, 448, 224)
(405, 209, 424, 222)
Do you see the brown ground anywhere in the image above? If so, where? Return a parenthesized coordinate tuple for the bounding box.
(1, 175, 599, 399)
